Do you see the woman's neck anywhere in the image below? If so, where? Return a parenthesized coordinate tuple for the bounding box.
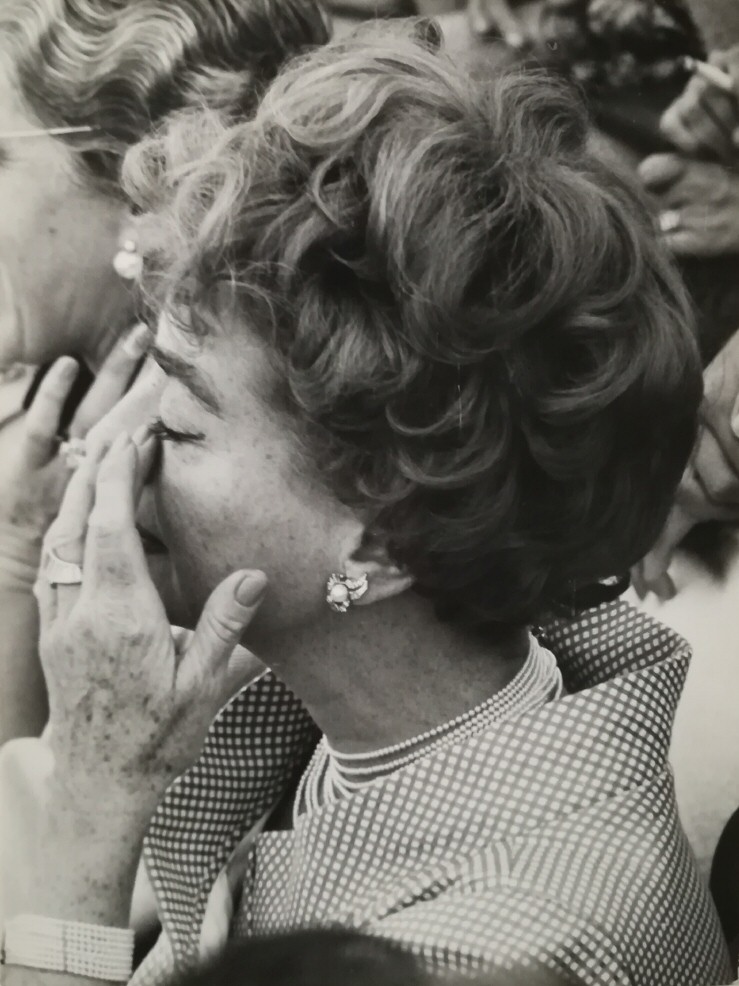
(256, 592, 530, 755)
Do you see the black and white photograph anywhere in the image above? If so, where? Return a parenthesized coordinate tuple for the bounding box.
(0, 1, 738, 984)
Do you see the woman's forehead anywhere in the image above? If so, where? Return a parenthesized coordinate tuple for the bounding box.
(154, 308, 273, 417)
(156, 310, 200, 353)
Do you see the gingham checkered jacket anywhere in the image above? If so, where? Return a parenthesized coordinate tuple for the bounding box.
(135, 600, 732, 985)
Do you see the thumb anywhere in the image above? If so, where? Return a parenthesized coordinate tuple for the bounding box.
(224, 644, 267, 699)
(183, 570, 268, 680)
(638, 153, 684, 191)
(468, 0, 497, 37)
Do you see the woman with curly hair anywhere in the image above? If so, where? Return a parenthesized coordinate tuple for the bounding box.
(0, 21, 732, 986)
(0, 0, 328, 741)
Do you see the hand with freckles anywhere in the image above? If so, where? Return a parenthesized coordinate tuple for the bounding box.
(1, 428, 268, 969)
(0, 323, 151, 743)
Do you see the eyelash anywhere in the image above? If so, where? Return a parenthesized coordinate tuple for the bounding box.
(150, 417, 205, 445)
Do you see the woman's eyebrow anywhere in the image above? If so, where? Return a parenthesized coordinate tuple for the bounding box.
(149, 343, 222, 415)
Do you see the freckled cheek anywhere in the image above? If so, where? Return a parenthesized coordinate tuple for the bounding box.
(154, 454, 249, 596)
(156, 455, 209, 554)
(157, 443, 303, 586)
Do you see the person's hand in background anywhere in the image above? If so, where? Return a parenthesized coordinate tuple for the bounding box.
(467, 0, 527, 47)
(638, 153, 739, 256)
(659, 46, 739, 161)
(0, 321, 150, 743)
(633, 326, 739, 599)
(0, 322, 150, 553)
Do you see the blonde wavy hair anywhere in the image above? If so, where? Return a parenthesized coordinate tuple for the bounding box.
(0, 0, 328, 193)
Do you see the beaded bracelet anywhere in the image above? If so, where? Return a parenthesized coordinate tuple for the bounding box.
(2, 915, 134, 982)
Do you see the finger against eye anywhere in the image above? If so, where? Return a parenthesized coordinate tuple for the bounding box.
(43, 457, 100, 566)
(71, 323, 151, 438)
(89, 433, 136, 526)
(131, 427, 159, 503)
(85, 433, 149, 588)
(22, 357, 79, 469)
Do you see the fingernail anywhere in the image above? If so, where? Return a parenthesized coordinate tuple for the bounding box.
(656, 574, 676, 601)
(132, 423, 151, 446)
(471, 13, 491, 35)
(122, 322, 151, 358)
(658, 210, 681, 233)
(57, 355, 79, 379)
(235, 571, 268, 607)
(110, 431, 130, 453)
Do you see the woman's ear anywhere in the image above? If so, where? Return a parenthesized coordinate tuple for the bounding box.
(341, 531, 414, 606)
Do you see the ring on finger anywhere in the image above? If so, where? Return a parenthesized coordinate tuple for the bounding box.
(59, 436, 87, 470)
(42, 544, 83, 587)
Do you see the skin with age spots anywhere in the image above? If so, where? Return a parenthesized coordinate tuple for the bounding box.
(90, 313, 527, 763)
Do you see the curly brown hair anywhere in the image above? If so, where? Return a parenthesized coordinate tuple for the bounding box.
(124, 21, 701, 639)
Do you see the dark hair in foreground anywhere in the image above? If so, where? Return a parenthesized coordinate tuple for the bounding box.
(125, 21, 702, 640)
(0, 0, 329, 191)
(173, 930, 428, 986)
(171, 929, 566, 986)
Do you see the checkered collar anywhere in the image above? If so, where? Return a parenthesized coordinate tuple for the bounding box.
(143, 599, 690, 962)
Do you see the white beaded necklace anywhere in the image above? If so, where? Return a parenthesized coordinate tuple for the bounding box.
(294, 635, 562, 823)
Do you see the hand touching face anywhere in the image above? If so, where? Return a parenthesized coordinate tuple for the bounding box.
(639, 154, 739, 257)
(36, 428, 268, 822)
(90, 312, 362, 644)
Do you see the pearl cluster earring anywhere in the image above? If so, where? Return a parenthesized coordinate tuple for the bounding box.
(326, 573, 369, 613)
(112, 238, 143, 281)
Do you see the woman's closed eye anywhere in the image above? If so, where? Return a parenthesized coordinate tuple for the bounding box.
(150, 417, 205, 444)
